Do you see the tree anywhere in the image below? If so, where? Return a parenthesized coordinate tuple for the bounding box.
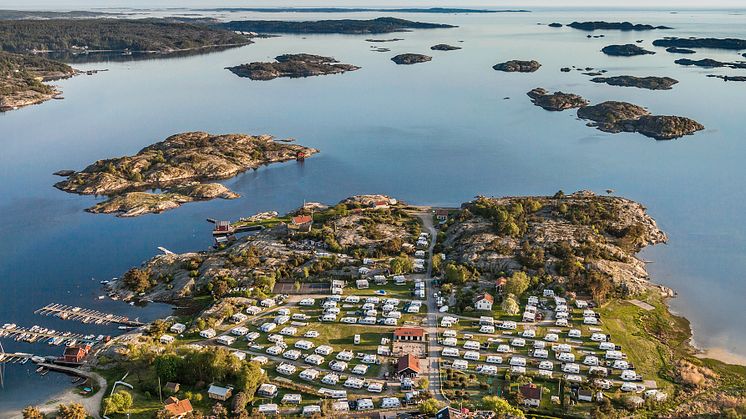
(232, 391, 250, 414)
(431, 253, 442, 273)
(501, 293, 520, 315)
(122, 267, 153, 293)
(212, 403, 229, 419)
(21, 406, 43, 419)
(417, 377, 430, 390)
(57, 403, 87, 419)
(103, 390, 133, 414)
(445, 263, 471, 284)
(419, 398, 444, 415)
(504, 271, 530, 297)
(482, 396, 525, 417)
(235, 362, 265, 398)
(390, 255, 413, 274)
(155, 353, 182, 383)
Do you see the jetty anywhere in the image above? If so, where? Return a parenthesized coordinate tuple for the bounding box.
(0, 323, 96, 345)
(34, 303, 144, 327)
(0, 352, 33, 364)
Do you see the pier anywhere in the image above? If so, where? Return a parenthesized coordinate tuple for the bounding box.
(1, 323, 105, 346)
(34, 303, 144, 327)
(0, 352, 32, 364)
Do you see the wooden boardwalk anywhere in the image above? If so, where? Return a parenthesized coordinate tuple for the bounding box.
(35, 303, 144, 327)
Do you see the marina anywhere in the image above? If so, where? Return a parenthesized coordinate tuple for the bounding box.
(34, 303, 144, 327)
(0, 323, 107, 346)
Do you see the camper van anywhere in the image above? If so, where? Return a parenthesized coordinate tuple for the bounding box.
(480, 325, 495, 334)
(485, 355, 503, 364)
(276, 363, 296, 375)
(322, 373, 340, 385)
(522, 329, 536, 338)
(321, 314, 337, 322)
(279, 327, 298, 336)
(621, 370, 641, 381)
(562, 363, 580, 374)
(367, 382, 383, 393)
(330, 360, 348, 372)
(509, 356, 527, 367)
(295, 340, 315, 350)
(344, 295, 360, 303)
(283, 349, 302, 360)
(568, 329, 582, 338)
(359, 317, 377, 325)
(463, 340, 481, 350)
(557, 352, 575, 362)
(605, 350, 624, 360)
(583, 355, 600, 366)
(511, 338, 526, 347)
(510, 365, 526, 374)
(381, 397, 401, 409)
(591, 332, 608, 342)
(305, 355, 325, 366)
(266, 345, 283, 356)
(260, 323, 276, 333)
(598, 341, 617, 351)
(451, 360, 469, 370)
(477, 365, 498, 375)
(357, 399, 374, 411)
(337, 351, 354, 361)
(499, 321, 517, 330)
(300, 369, 320, 381)
(383, 318, 398, 326)
(352, 364, 369, 375)
(442, 348, 460, 357)
(442, 337, 457, 347)
(565, 374, 584, 383)
(354, 335, 361, 345)
(344, 378, 364, 389)
(315, 345, 333, 356)
(589, 366, 608, 377)
(496, 344, 512, 353)
(613, 360, 630, 370)
(621, 382, 643, 392)
(463, 351, 480, 361)
(299, 298, 315, 306)
(443, 329, 457, 338)
(340, 317, 358, 324)
(305, 330, 320, 338)
(533, 349, 549, 359)
(544, 333, 559, 342)
(539, 360, 554, 370)
(553, 343, 572, 353)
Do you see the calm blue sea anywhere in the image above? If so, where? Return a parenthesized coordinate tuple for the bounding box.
(1, 7, 746, 414)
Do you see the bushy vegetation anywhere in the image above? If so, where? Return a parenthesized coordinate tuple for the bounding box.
(0, 51, 71, 96)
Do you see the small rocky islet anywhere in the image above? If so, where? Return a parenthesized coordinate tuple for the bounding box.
(391, 53, 432, 65)
(675, 58, 746, 69)
(493, 59, 541, 72)
(528, 88, 703, 140)
(652, 37, 746, 50)
(666, 47, 696, 54)
(590, 75, 679, 90)
(601, 44, 656, 56)
(526, 88, 588, 111)
(226, 54, 360, 80)
(430, 43, 461, 51)
(54, 132, 318, 217)
(707, 75, 746, 82)
(577, 102, 704, 140)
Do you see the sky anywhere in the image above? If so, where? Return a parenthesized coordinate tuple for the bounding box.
(3, 0, 746, 11)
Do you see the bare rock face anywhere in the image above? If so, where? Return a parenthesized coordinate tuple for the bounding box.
(590, 75, 678, 90)
(391, 53, 432, 64)
(55, 132, 318, 216)
(227, 53, 360, 80)
(493, 60, 541, 72)
(601, 44, 655, 56)
(578, 101, 703, 140)
(442, 192, 668, 296)
(527, 88, 589, 111)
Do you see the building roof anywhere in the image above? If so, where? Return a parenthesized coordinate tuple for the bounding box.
(164, 382, 180, 391)
(475, 293, 494, 303)
(435, 209, 450, 216)
(519, 384, 542, 400)
(164, 397, 193, 416)
(63, 347, 86, 357)
(393, 327, 425, 338)
(208, 385, 231, 397)
(396, 354, 420, 374)
(292, 215, 313, 225)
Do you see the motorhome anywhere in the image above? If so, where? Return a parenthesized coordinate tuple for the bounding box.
(583, 355, 600, 366)
(562, 363, 580, 374)
(480, 325, 495, 334)
(510, 356, 527, 367)
(305, 354, 325, 366)
(485, 355, 503, 364)
(557, 352, 575, 362)
(381, 397, 401, 409)
(322, 373, 340, 385)
(300, 369, 320, 381)
(591, 332, 608, 342)
(295, 340, 315, 350)
(451, 359, 469, 370)
(442, 348, 460, 357)
(533, 349, 549, 359)
(463, 351, 480, 361)
(463, 340, 481, 350)
(539, 360, 554, 370)
(283, 349, 301, 360)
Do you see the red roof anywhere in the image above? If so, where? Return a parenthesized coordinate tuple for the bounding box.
(475, 293, 494, 303)
(292, 215, 313, 225)
(519, 384, 541, 400)
(393, 327, 425, 338)
(396, 354, 420, 374)
(435, 209, 449, 216)
(164, 397, 193, 416)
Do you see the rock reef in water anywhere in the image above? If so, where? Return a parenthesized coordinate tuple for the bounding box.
(706, 74, 746, 82)
(666, 46, 696, 54)
(675, 58, 746, 69)
(526, 88, 589, 111)
(652, 37, 746, 50)
(55, 132, 318, 216)
(391, 53, 432, 64)
(568, 21, 672, 31)
(601, 44, 655, 56)
(577, 101, 704, 140)
(365, 38, 403, 42)
(590, 75, 679, 90)
(226, 54, 360, 80)
(548, 22, 563, 28)
(493, 60, 541, 72)
(430, 43, 461, 51)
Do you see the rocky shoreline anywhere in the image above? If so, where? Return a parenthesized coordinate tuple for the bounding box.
(526, 88, 588, 111)
(493, 60, 541, 72)
(226, 54, 360, 80)
(391, 53, 432, 65)
(0, 51, 76, 112)
(54, 132, 318, 216)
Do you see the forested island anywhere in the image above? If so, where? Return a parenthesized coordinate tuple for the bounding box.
(200, 7, 523, 13)
(0, 51, 75, 111)
(0, 19, 251, 54)
(54, 132, 318, 217)
(219, 17, 455, 34)
(567, 21, 672, 31)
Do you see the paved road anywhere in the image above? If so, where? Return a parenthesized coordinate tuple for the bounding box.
(415, 211, 447, 403)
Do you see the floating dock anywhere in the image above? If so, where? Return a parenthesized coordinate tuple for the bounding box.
(34, 303, 144, 327)
(0, 352, 33, 364)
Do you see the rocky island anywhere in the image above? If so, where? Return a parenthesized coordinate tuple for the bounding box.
(707, 74, 746, 82)
(652, 37, 746, 50)
(526, 88, 589, 111)
(493, 60, 541, 72)
(0, 19, 252, 55)
(666, 46, 696, 54)
(226, 54, 360, 80)
(577, 101, 704, 140)
(568, 21, 672, 31)
(391, 53, 432, 65)
(219, 17, 456, 34)
(590, 75, 679, 90)
(675, 58, 746, 69)
(0, 51, 75, 111)
(430, 43, 461, 51)
(601, 44, 656, 56)
(54, 132, 318, 216)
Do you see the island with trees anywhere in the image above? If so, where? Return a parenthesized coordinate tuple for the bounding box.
(219, 17, 456, 34)
(567, 21, 672, 31)
(0, 51, 75, 111)
(54, 132, 318, 217)
(226, 54, 360, 80)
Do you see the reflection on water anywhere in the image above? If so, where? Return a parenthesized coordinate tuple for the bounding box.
(2, 8, 746, 411)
